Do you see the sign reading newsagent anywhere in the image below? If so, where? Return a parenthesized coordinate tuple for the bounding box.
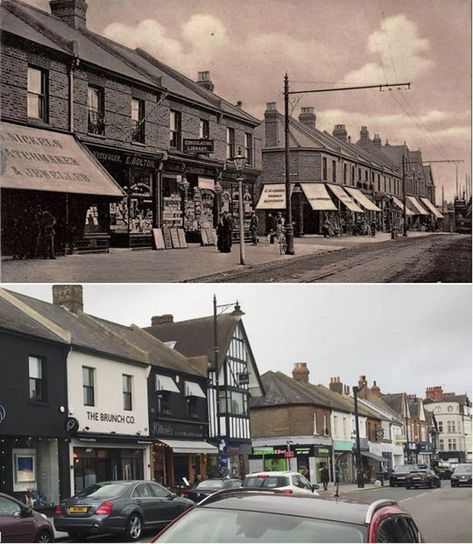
(0, 122, 124, 197)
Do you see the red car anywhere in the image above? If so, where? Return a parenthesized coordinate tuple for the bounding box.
(0, 492, 54, 542)
(151, 488, 424, 542)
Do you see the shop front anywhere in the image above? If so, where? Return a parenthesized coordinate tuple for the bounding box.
(345, 187, 382, 228)
(333, 440, 355, 483)
(88, 144, 162, 249)
(0, 122, 125, 257)
(326, 184, 365, 234)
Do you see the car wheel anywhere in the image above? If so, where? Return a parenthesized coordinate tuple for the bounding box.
(35, 530, 54, 543)
(428, 480, 433, 488)
(124, 513, 143, 542)
(437, 480, 441, 488)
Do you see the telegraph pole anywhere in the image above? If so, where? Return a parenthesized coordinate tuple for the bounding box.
(402, 155, 407, 236)
(283, 78, 410, 255)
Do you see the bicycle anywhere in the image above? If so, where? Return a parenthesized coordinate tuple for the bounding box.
(277, 227, 288, 255)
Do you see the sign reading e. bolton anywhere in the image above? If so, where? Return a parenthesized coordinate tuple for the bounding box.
(183, 139, 214, 155)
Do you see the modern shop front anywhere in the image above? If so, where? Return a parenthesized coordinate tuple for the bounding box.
(333, 440, 355, 483)
(0, 122, 125, 257)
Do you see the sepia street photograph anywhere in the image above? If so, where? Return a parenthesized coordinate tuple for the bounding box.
(0, 0, 471, 282)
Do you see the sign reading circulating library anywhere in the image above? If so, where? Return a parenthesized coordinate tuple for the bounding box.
(183, 139, 214, 155)
(0, 122, 124, 197)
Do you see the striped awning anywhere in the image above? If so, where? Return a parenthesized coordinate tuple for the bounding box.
(420, 197, 444, 219)
(392, 196, 415, 216)
(407, 196, 430, 215)
(300, 183, 337, 211)
(345, 187, 381, 212)
(326, 184, 364, 213)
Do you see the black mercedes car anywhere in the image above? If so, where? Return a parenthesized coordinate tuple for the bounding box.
(185, 478, 242, 502)
(54, 480, 193, 541)
(405, 468, 441, 489)
(389, 464, 418, 487)
(450, 464, 472, 487)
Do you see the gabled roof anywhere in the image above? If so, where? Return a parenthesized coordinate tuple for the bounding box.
(379, 143, 408, 166)
(424, 394, 471, 407)
(355, 137, 399, 172)
(381, 393, 406, 416)
(358, 397, 403, 426)
(408, 398, 421, 418)
(363, 392, 403, 423)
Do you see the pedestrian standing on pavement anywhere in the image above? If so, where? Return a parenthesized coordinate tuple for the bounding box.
(371, 219, 376, 237)
(323, 217, 331, 238)
(249, 211, 259, 246)
(319, 464, 329, 491)
(217, 210, 232, 253)
(38, 209, 56, 259)
(267, 213, 276, 244)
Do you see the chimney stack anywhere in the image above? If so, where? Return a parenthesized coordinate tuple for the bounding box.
(264, 102, 280, 147)
(373, 134, 382, 147)
(370, 380, 382, 398)
(425, 386, 444, 401)
(359, 126, 369, 141)
(50, 0, 88, 29)
(292, 362, 310, 384)
(151, 314, 174, 326)
(332, 124, 348, 142)
(52, 285, 83, 313)
(329, 376, 343, 395)
(357, 375, 368, 399)
(298, 107, 316, 130)
(196, 71, 214, 92)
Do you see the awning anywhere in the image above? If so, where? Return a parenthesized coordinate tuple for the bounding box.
(256, 184, 287, 209)
(155, 374, 180, 393)
(420, 197, 444, 219)
(0, 122, 125, 197)
(184, 381, 206, 398)
(326, 184, 364, 213)
(345, 187, 382, 212)
(361, 451, 385, 462)
(391, 196, 415, 216)
(300, 183, 337, 211)
(159, 439, 218, 454)
(407, 196, 430, 215)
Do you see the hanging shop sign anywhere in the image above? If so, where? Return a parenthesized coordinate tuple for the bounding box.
(0, 404, 5, 423)
(183, 139, 214, 155)
(284, 451, 295, 458)
(238, 372, 249, 386)
(65, 417, 79, 434)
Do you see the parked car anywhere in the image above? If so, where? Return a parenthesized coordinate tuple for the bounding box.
(185, 478, 242, 502)
(151, 489, 424, 542)
(0, 492, 54, 543)
(450, 464, 472, 487)
(54, 480, 193, 541)
(406, 469, 441, 489)
(242, 471, 318, 495)
(389, 464, 418, 487)
(435, 461, 453, 480)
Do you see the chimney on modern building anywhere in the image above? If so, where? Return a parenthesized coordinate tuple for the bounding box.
(151, 314, 174, 326)
(52, 285, 83, 313)
(264, 102, 280, 147)
(50, 0, 88, 29)
(370, 380, 382, 398)
(332, 124, 348, 142)
(373, 134, 382, 147)
(196, 71, 214, 92)
(292, 362, 310, 384)
(298, 107, 316, 130)
(357, 375, 368, 399)
(425, 386, 444, 401)
(329, 376, 344, 395)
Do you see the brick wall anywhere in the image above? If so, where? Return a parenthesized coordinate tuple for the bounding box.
(250, 405, 331, 438)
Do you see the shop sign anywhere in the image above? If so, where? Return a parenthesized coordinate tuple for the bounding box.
(284, 451, 295, 458)
(86, 411, 135, 424)
(314, 447, 330, 456)
(91, 149, 157, 169)
(0, 405, 5, 424)
(183, 139, 214, 154)
(238, 372, 249, 385)
(294, 446, 313, 456)
(253, 447, 275, 455)
(227, 447, 240, 454)
(124, 155, 157, 169)
(65, 417, 79, 434)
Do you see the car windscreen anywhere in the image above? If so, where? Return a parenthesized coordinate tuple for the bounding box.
(454, 465, 472, 474)
(76, 483, 127, 499)
(243, 476, 289, 488)
(196, 480, 225, 490)
(393, 465, 416, 473)
(156, 508, 367, 543)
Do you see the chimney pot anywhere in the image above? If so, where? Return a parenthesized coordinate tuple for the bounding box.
(333, 124, 348, 142)
(292, 362, 310, 384)
(329, 376, 343, 395)
(52, 284, 83, 313)
(151, 314, 174, 326)
(196, 71, 214, 92)
(50, 0, 88, 29)
(298, 107, 316, 130)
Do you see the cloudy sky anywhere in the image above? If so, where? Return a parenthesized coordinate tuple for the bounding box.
(4, 283, 472, 398)
(24, 0, 471, 203)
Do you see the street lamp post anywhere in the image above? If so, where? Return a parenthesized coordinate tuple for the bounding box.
(353, 384, 365, 488)
(232, 148, 247, 266)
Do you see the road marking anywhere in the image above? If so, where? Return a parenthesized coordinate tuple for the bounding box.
(400, 497, 413, 503)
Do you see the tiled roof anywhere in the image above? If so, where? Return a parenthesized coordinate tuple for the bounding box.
(381, 393, 405, 416)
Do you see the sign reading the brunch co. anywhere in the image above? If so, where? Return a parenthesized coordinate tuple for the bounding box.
(0, 122, 123, 197)
(86, 411, 136, 424)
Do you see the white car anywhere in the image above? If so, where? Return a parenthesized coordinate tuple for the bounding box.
(242, 470, 319, 495)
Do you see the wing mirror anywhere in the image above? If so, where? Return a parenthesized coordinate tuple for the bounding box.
(21, 507, 33, 518)
(312, 484, 320, 492)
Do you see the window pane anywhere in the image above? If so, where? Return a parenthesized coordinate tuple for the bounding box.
(29, 357, 42, 378)
(28, 68, 42, 93)
(27, 94, 40, 118)
(30, 378, 42, 401)
(83, 367, 93, 387)
(88, 87, 99, 110)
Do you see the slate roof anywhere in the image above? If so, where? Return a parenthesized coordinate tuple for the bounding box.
(2, 0, 259, 125)
(424, 394, 471, 408)
(0, 292, 66, 345)
(362, 392, 404, 424)
(381, 393, 406, 416)
(355, 137, 399, 171)
(145, 314, 238, 369)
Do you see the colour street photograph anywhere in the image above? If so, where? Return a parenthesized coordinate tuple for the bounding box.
(0, 0, 471, 283)
(0, 283, 471, 543)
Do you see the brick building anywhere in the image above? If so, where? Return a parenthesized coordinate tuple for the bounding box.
(1, 0, 261, 254)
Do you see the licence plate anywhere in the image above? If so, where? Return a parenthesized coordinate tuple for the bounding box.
(398, 477, 405, 480)
(413, 477, 421, 480)
(68, 506, 88, 513)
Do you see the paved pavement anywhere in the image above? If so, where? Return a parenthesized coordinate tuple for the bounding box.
(0, 231, 443, 283)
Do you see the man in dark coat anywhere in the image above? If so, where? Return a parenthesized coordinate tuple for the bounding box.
(320, 464, 330, 491)
(217, 211, 233, 253)
(249, 211, 258, 246)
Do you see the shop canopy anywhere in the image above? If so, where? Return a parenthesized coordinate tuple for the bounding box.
(420, 197, 444, 219)
(361, 451, 385, 462)
(155, 374, 180, 393)
(184, 381, 206, 398)
(300, 183, 337, 211)
(391, 196, 415, 216)
(407, 196, 430, 215)
(345, 187, 382, 212)
(326, 184, 364, 213)
(159, 439, 218, 454)
(0, 122, 125, 197)
(256, 184, 289, 209)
